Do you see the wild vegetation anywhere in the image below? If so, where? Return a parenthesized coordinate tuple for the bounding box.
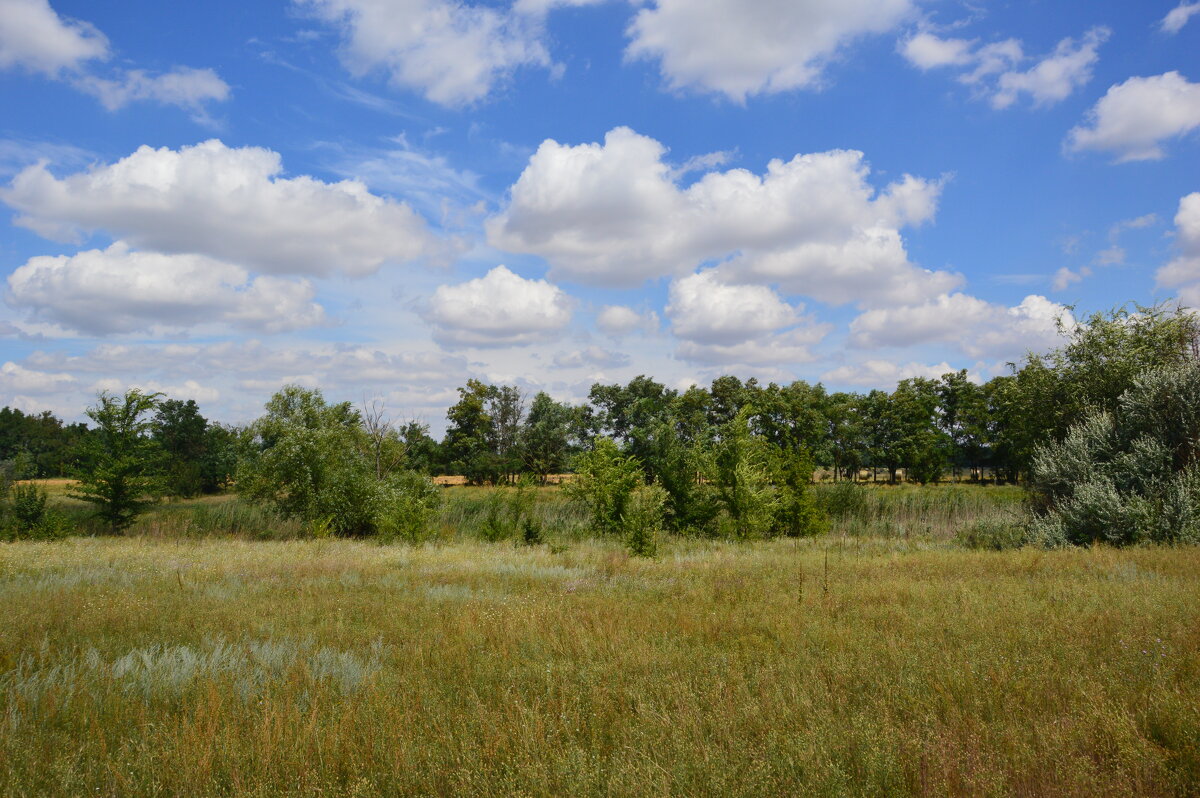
(1, 302, 1199, 794)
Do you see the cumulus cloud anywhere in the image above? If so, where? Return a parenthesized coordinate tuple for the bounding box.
(91, 378, 221, 405)
(1162, 2, 1200, 34)
(821, 359, 967, 388)
(0, 361, 75, 394)
(298, 0, 553, 106)
(425, 265, 573, 348)
(666, 271, 830, 366)
(7, 243, 326, 335)
(596, 305, 659, 337)
(849, 293, 1068, 358)
(1156, 193, 1200, 305)
(626, 0, 916, 101)
(902, 27, 1108, 109)
(2, 139, 445, 277)
(1066, 72, 1200, 162)
(0, 0, 228, 114)
(489, 126, 954, 304)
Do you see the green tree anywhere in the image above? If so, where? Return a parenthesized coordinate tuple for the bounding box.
(563, 437, 643, 536)
(238, 386, 378, 536)
(70, 389, 163, 532)
(520, 392, 574, 482)
(443, 379, 498, 484)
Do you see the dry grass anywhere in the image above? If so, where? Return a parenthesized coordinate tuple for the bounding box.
(1, 536, 1197, 796)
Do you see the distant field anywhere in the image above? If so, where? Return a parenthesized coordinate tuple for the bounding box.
(1, 536, 1197, 796)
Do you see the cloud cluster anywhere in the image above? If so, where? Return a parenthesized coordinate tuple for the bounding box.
(298, 0, 553, 106)
(425, 265, 574, 348)
(1156, 193, 1200, 306)
(627, 0, 915, 101)
(596, 305, 659, 337)
(2, 139, 443, 277)
(666, 271, 829, 366)
(7, 243, 326, 335)
(849, 293, 1068, 358)
(901, 27, 1109, 109)
(0, 0, 229, 113)
(821, 359, 968, 388)
(1066, 72, 1200, 162)
(489, 126, 954, 304)
(0, 0, 107, 75)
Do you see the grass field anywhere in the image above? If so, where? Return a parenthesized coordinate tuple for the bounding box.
(2, 530, 1198, 796)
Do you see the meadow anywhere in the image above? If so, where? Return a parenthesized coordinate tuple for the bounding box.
(1, 483, 1198, 796)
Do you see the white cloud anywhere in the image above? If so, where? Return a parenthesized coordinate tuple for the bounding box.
(991, 27, 1108, 109)
(552, 346, 630, 369)
(425, 265, 573, 348)
(667, 270, 798, 344)
(900, 32, 974, 70)
(596, 305, 658, 337)
(0, 0, 228, 114)
(903, 27, 1108, 109)
(1162, 2, 1200, 34)
(75, 67, 230, 113)
(8, 243, 326, 335)
(849, 293, 1068, 358)
(298, 0, 553, 106)
(1052, 266, 1090, 291)
(1066, 72, 1200, 162)
(2, 139, 445, 277)
(821, 359, 966, 388)
(626, 0, 916, 101)
(0, 361, 75, 394)
(0, 0, 108, 75)
(666, 271, 830, 366)
(1156, 193, 1200, 303)
(489, 126, 954, 304)
(90, 378, 222, 405)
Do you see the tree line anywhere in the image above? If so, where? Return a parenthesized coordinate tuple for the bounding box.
(3, 302, 1198, 548)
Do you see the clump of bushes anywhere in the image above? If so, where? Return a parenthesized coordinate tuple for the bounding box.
(1028, 362, 1200, 546)
(238, 386, 442, 541)
(0, 482, 70, 541)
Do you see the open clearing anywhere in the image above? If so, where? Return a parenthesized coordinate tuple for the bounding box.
(2, 536, 1198, 796)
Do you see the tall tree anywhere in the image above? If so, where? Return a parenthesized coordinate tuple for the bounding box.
(71, 390, 163, 531)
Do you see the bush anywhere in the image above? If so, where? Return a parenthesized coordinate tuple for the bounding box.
(376, 472, 443, 544)
(817, 481, 868, 520)
(563, 438, 642, 537)
(955, 519, 1029, 550)
(477, 479, 538, 543)
(1028, 362, 1200, 545)
(623, 484, 666, 557)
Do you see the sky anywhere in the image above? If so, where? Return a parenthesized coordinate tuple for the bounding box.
(0, 0, 1198, 432)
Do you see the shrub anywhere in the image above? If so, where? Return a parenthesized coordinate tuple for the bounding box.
(563, 438, 642, 537)
(623, 484, 666, 557)
(955, 519, 1029, 550)
(1028, 362, 1200, 545)
(817, 481, 868, 520)
(376, 471, 443, 544)
(477, 479, 537, 543)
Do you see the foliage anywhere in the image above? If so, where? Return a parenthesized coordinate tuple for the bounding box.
(237, 386, 378, 536)
(711, 411, 779, 539)
(375, 471, 444, 544)
(623, 483, 666, 556)
(1028, 361, 1200, 546)
(70, 389, 164, 532)
(478, 478, 539, 543)
(563, 437, 643, 536)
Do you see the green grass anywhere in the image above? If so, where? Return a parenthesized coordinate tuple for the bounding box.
(1, 535, 1198, 796)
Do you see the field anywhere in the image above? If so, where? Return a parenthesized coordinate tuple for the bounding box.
(2, 484, 1199, 797)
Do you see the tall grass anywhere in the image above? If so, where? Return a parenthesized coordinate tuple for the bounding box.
(1, 537, 1198, 795)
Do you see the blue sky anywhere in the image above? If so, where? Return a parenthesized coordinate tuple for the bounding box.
(1, 0, 1198, 430)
